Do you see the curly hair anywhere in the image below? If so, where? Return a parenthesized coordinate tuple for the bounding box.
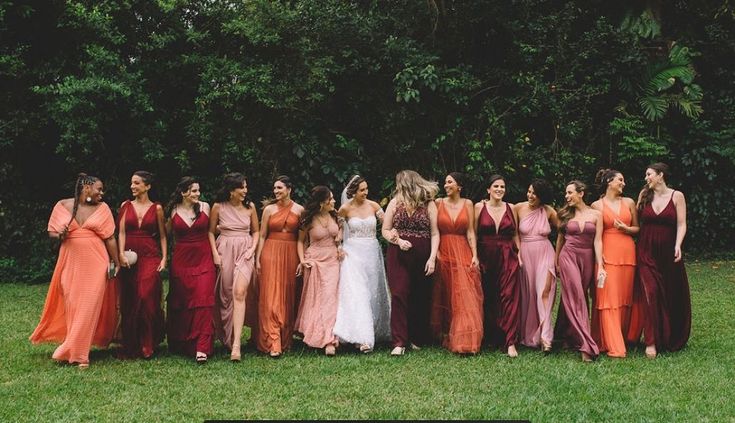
(392, 170, 438, 209)
(557, 180, 587, 230)
(594, 168, 622, 198)
(637, 162, 670, 213)
(300, 185, 337, 230)
(165, 176, 201, 219)
(69, 173, 100, 228)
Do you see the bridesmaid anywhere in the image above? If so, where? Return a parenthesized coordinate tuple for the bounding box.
(430, 172, 483, 354)
(475, 175, 521, 357)
(382, 170, 439, 356)
(209, 173, 260, 362)
(30, 173, 120, 368)
(635, 163, 691, 358)
(515, 179, 559, 352)
(553, 180, 604, 362)
(117, 171, 167, 359)
(165, 177, 217, 363)
(295, 186, 342, 356)
(590, 169, 639, 358)
(255, 175, 303, 358)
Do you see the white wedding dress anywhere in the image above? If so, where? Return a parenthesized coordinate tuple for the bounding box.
(333, 215, 391, 348)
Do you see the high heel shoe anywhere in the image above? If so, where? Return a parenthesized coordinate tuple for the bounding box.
(390, 346, 405, 356)
(359, 344, 372, 354)
(230, 349, 241, 362)
(269, 351, 282, 359)
(195, 352, 208, 364)
(645, 345, 657, 359)
(507, 345, 518, 358)
(581, 352, 593, 362)
(542, 342, 552, 354)
(325, 345, 336, 356)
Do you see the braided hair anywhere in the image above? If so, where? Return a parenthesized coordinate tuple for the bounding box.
(68, 173, 100, 228)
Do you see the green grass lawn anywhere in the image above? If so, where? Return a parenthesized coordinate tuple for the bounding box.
(1, 260, 733, 422)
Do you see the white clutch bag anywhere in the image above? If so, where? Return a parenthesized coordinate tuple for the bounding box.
(123, 250, 138, 266)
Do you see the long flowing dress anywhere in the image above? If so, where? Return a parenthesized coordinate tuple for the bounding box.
(167, 212, 216, 357)
(213, 202, 255, 350)
(333, 215, 391, 348)
(386, 203, 433, 348)
(554, 221, 600, 358)
(430, 201, 484, 353)
(118, 201, 164, 358)
(518, 207, 556, 348)
(592, 201, 635, 357)
(636, 192, 691, 352)
(295, 218, 340, 348)
(257, 202, 300, 354)
(477, 203, 520, 349)
(30, 201, 119, 365)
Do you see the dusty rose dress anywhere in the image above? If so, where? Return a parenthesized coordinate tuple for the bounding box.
(30, 201, 119, 365)
(295, 218, 341, 348)
(213, 202, 255, 350)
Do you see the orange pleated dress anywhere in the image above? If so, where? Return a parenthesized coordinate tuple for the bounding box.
(30, 201, 119, 365)
(257, 202, 300, 354)
(593, 200, 636, 357)
(430, 201, 484, 353)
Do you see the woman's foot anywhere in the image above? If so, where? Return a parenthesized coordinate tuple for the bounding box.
(269, 351, 282, 359)
(409, 343, 421, 351)
(195, 352, 208, 364)
(230, 348, 241, 362)
(541, 341, 552, 354)
(390, 346, 406, 356)
(645, 345, 657, 359)
(581, 352, 593, 362)
(507, 345, 518, 358)
(78, 363, 89, 369)
(359, 344, 373, 354)
(325, 345, 336, 356)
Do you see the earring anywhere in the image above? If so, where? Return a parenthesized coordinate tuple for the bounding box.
(85, 196, 92, 203)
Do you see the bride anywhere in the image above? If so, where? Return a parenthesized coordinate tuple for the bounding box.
(333, 175, 391, 352)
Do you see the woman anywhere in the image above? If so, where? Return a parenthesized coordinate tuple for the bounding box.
(30, 173, 120, 368)
(634, 163, 691, 358)
(255, 175, 303, 358)
(515, 179, 559, 352)
(117, 171, 167, 359)
(431, 172, 484, 354)
(382, 170, 439, 356)
(590, 169, 639, 358)
(333, 175, 391, 353)
(475, 175, 521, 357)
(165, 177, 217, 363)
(553, 180, 604, 362)
(295, 186, 342, 355)
(209, 173, 260, 362)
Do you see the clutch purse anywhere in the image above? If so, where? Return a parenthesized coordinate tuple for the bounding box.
(123, 250, 138, 266)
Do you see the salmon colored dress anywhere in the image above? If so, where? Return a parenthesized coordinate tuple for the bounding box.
(295, 218, 340, 348)
(593, 200, 635, 357)
(257, 202, 300, 354)
(430, 201, 484, 353)
(30, 201, 119, 365)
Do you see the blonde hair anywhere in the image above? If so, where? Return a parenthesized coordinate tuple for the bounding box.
(392, 170, 439, 209)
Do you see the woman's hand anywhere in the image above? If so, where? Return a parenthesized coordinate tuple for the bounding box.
(244, 248, 255, 260)
(674, 245, 682, 262)
(424, 257, 436, 276)
(213, 253, 222, 269)
(471, 255, 479, 269)
(120, 254, 130, 268)
(398, 238, 412, 251)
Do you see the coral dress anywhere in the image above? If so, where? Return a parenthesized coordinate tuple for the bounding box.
(118, 201, 164, 358)
(554, 221, 600, 358)
(213, 202, 255, 350)
(477, 203, 520, 349)
(167, 212, 216, 357)
(30, 201, 119, 365)
(593, 200, 635, 357)
(257, 202, 300, 354)
(518, 207, 556, 348)
(636, 192, 691, 352)
(430, 201, 484, 353)
(295, 218, 340, 348)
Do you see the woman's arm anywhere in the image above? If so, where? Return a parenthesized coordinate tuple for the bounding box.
(207, 203, 222, 268)
(104, 236, 121, 277)
(673, 191, 687, 262)
(118, 202, 129, 267)
(255, 205, 272, 273)
(296, 227, 308, 276)
(510, 202, 522, 267)
(247, 203, 260, 259)
(155, 204, 168, 271)
(466, 199, 479, 268)
(593, 210, 605, 279)
(425, 201, 439, 276)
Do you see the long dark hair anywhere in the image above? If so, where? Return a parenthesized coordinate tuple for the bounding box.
(638, 162, 670, 213)
(69, 173, 100, 228)
(448, 172, 466, 198)
(165, 176, 201, 219)
(594, 168, 621, 198)
(133, 170, 157, 201)
(530, 178, 553, 206)
(557, 180, 587, 230)
(214, 172, 252, 209)
(262, 175, 294, 207)
(300, 185, 337, 230)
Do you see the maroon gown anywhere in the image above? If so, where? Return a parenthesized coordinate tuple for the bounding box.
(167, 212, 216, 357)
(477, 203, 520, 349)
(118, 201, 164, 358)
(636, 192, 691, 352)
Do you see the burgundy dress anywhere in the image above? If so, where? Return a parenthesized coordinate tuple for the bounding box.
(167, 212, 216, 357)
(477, 203, 520, 349)
(636, 192, 691, 352)
(386, 203, 433, 348)
(118, 201, 164, 358)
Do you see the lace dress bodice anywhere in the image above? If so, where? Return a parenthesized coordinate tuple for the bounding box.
(346, 215, 377, 239)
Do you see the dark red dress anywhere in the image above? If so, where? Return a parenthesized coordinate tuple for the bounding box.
(477, 203, 520, 349)
(167, 212, 216, 357)
(118, 201, 164, 358)
(636, 192, 691, 352)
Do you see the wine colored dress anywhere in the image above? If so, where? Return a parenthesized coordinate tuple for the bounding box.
(518, 207, 556, 348)
(30, 202, 119, 365)
(118, 201, 164, 358)
(386, 203, 433, 348)
(430, 201, 483, 353)
(593, 200, 635, 357)
(295, 218, 340, 348)
(554, 221, 600, 358)
(636, 192, 691, 352)
(477, 203, 520, 349)
(167, 212, 216, 357)
(257, 202, 300, 354)
(213, 202, 255, 350)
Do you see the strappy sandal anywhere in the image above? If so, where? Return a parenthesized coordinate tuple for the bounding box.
(325, 345, 336, 356)
(269, 351, 282, 359)
(195, 352, 208, 364)
(359, 344, 373, 354)
(78, 363, 89, 369)
(390, 346, 406, 356)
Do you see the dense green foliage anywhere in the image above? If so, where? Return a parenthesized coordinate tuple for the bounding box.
(2, 1, 734, 281)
